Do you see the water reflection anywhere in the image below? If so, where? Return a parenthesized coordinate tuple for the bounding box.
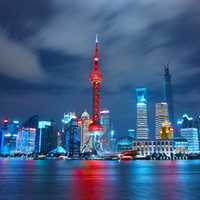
(71, 161, 116, 200)
(0, 160, 200, 200)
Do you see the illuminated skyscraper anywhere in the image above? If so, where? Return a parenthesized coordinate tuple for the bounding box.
(16, 128, 36, 154)
(136, 88, 149, 139)
(80, 111, 91, 151)
(164, 65, 174, 125)
(155, 102, 169, 139)
(0, 119, 19, 155)
(66, 118, 80, 157)
(100, 110, 111, 149)
(35, 121, 52, 154)
(40, 121, 58, 154)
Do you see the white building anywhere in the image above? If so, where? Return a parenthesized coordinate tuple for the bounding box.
(181, 128, 199, 153)
(136, 88, 149, 139)
(80, 111, 91, 152)
(134, 140, 173, 157)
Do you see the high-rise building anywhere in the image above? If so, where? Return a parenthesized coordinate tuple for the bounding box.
(80, 111, 91, 151)
(16, 115, 38, 154)
(181, 128, 199, 153)
(16, 128, 36, 154)
(100, 110, 111, 149)
(136, 88, 149, 139)
(0, 119, 19, 155)
(66, 118, 80, 157)
(38, 121, 58, 155)
(155, 102, 169, 139)
(61, 112, 77, 150)
(35, 121, 51, 154)
(164, 65, 174, 126)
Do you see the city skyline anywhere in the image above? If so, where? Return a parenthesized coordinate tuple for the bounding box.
(0, 1, 200, 136)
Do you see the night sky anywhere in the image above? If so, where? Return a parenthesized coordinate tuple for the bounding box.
(0, 0, 200, 137)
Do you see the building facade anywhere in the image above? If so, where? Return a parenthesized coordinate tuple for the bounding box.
(66, 118, 80, 157)
(0, 119, 19, 155)
(100, 110, 111, 150)
(136, 88, 149, 139)
(80, 111, 91, 152)
(39, 121, 58, 155)
(181, 128, 199, 153)
(134, 139, 188, 157)
(16, 128, 36, 154)
(155, 102, 169, 139)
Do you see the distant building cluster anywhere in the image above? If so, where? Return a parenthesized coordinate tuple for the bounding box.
(129, 65, 200, 158)
(0, 110, 116, 158)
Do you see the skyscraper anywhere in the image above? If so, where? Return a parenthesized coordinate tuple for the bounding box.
(35, 121, 52, 154)
(0, 119, 19, 155)
(66, 118, 80, 157)
(164, 65, 174, 125)
(39, 121, 58, 155)
(155, 102, 169, 139)
(80, 111, 91, 151)
(16, 127, 36, 154)
(100, 110, 111, 149)
(136, 88, 149, 139)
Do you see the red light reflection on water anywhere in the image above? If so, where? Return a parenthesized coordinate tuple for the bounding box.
(159, 161, 179, 200)
(71, 161, 111, 200)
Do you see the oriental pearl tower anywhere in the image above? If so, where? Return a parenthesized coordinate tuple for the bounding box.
(89, 35, 103, 139)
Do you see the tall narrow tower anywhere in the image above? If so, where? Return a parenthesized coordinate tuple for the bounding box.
(89, 35, 103, 133)
(164, 64, 174, 126)
(136, 88, 149, 140)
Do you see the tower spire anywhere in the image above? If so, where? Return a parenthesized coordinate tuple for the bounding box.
(89, 36, 103, 132)
(96, 34, 98, 44)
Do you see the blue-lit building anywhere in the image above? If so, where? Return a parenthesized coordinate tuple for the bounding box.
(173, 137, 188, 154)
(37, 121, 58, 155)
(0, 119, 19, 156)
(136, 88, 149, 139)
(65, 118, 80, 157)
(15, 115, 38, 155)
(128, 129, 136, 139)
(100, 110, 111, 150)
(16, 128, 36, 154)
(35, 121, 51, 154)
(117, 136, 133, 152)
(181, 128, 199, 154)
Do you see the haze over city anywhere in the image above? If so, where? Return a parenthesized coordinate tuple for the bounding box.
(0, 0, 200, 135)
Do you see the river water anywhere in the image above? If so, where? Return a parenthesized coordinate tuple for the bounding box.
(0, 160, 200, 200)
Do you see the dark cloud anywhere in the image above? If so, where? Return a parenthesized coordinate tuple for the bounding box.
(0, 0, 54, 39)
(0, 0, 200, 136)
